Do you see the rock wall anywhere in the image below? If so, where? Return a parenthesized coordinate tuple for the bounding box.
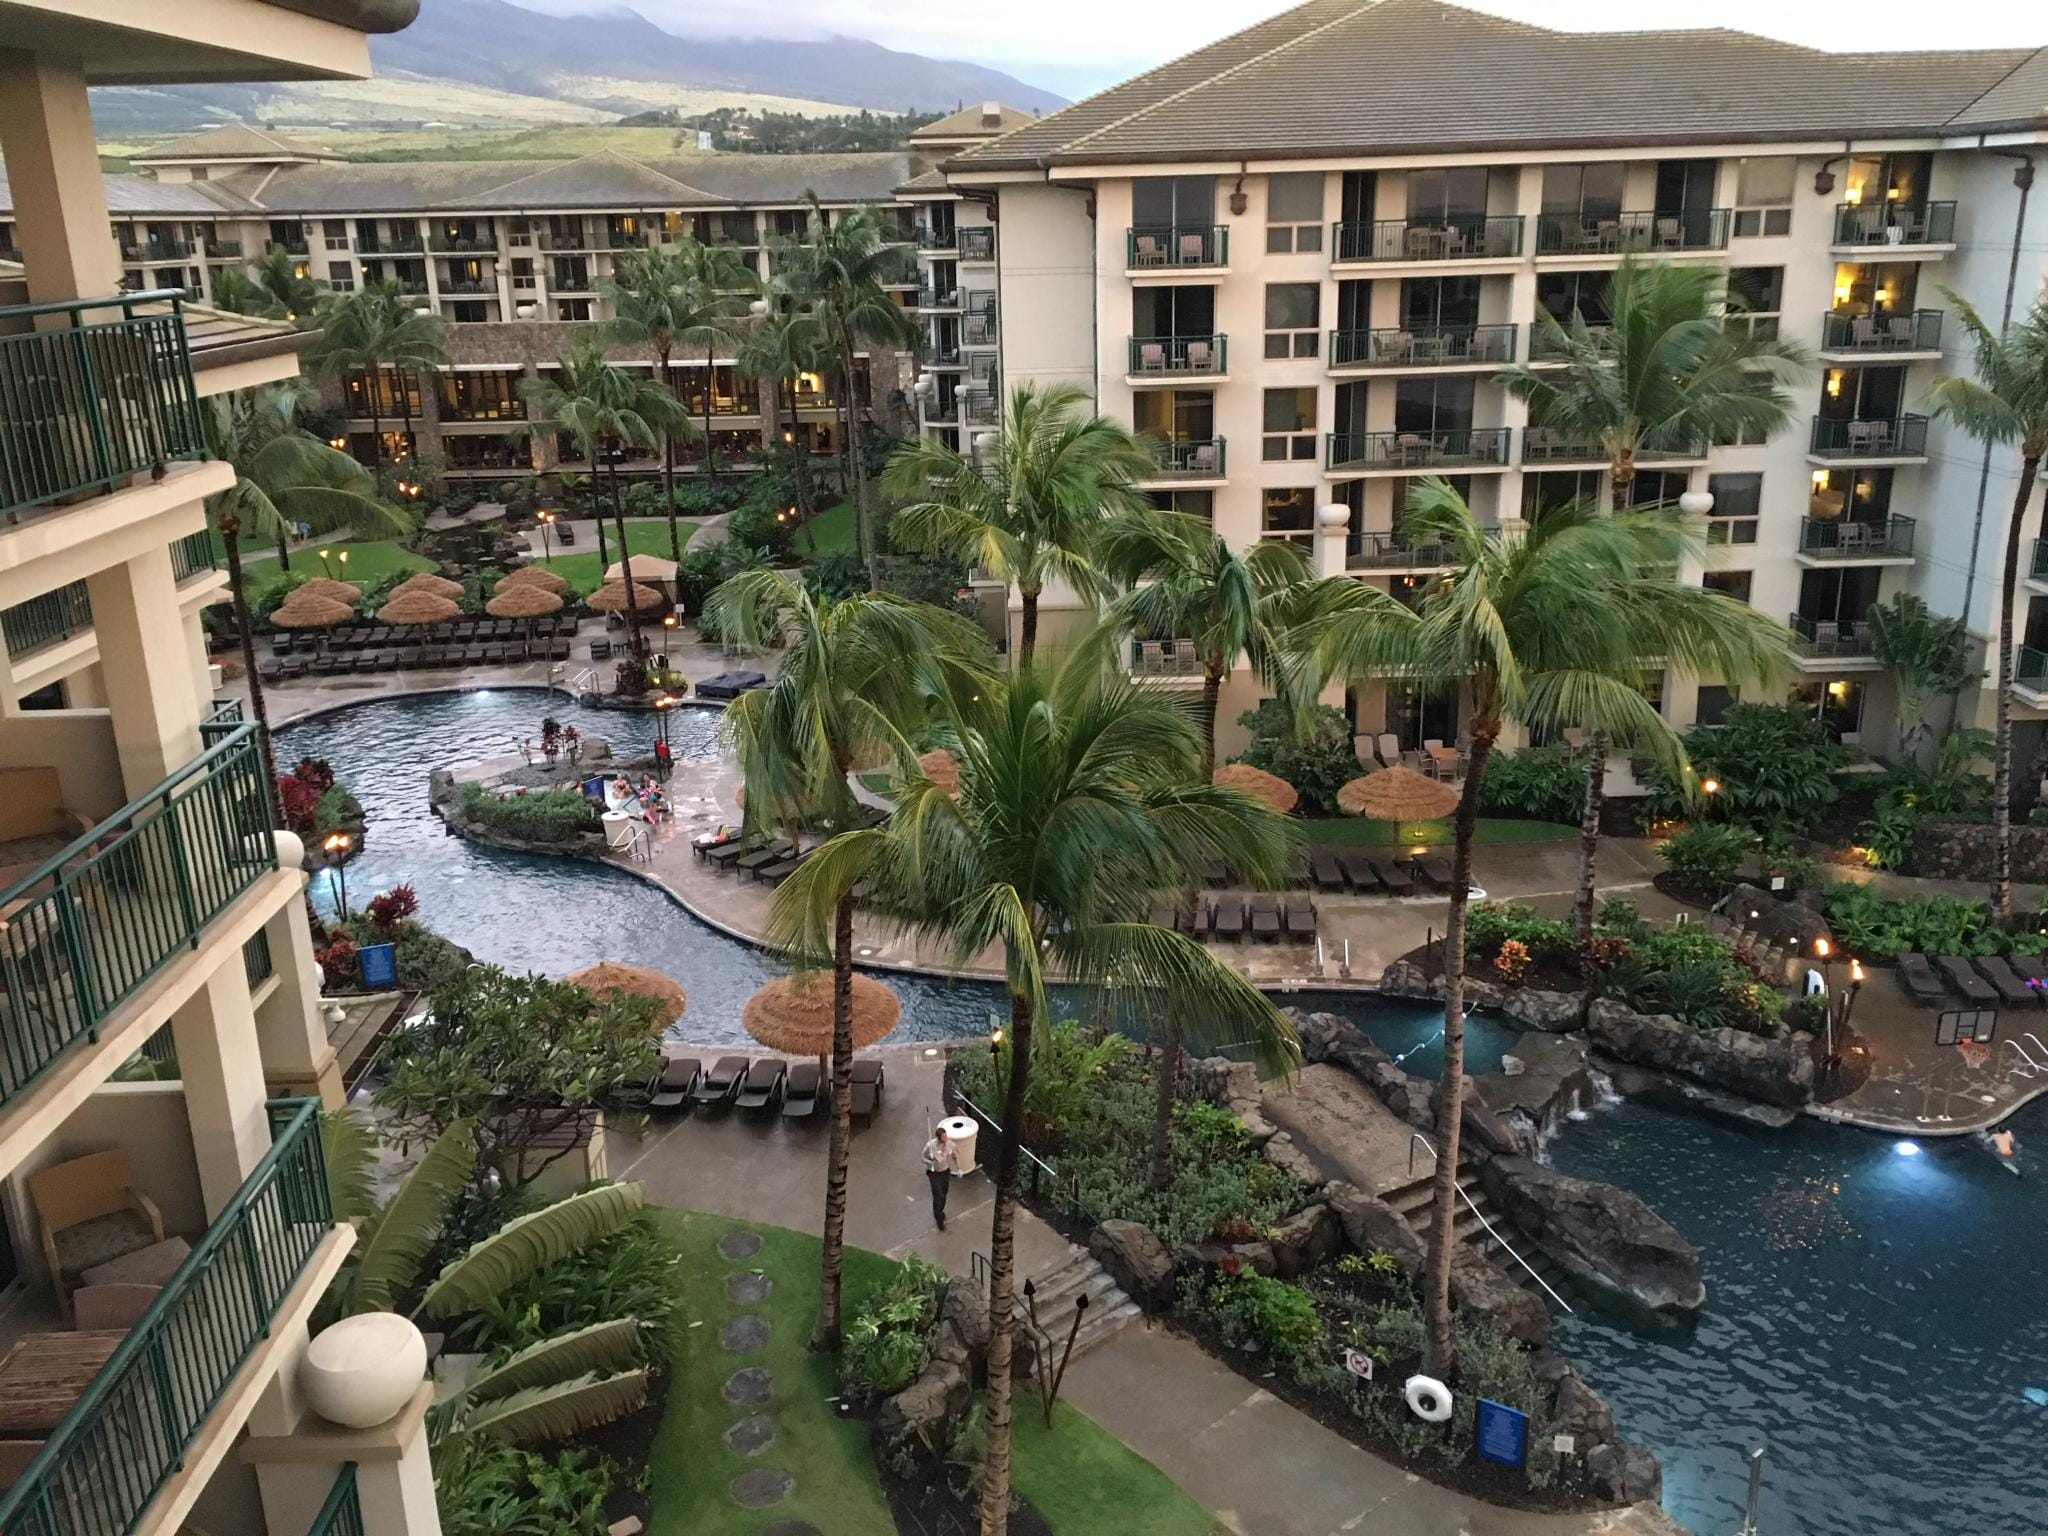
(1378, 957, 1587, 1032)
(873, 1279, 991, 1463)
(429, 768, 612, 861)
(1910, 820, 2048, 883)
(1479, 1156, 1705, 1318)
(1585, 999, 1815, 1108)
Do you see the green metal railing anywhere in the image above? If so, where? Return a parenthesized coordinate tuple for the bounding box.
(1788, 614, 1874, 657)
(0, 1099, 332, 1536)
(1149, 438, 1226, 477)
(201, 697, 245, 739)
(170, 530, 216, 583)
(1833, 200, 1957, 247)
(1332, 215, 1523, 263)
(1820, 309, 1943, 353)
(1126, 225, 1229, 268)
(2018, 645, 2048, 689)
(958, 227, 997, 263)
(1532, 208, 1731, 254)
(0, 724, 276, 1109)
(243, 927, 274, 988)
(0, 290, 205, 522)
(1, 581, 92, 660)
(1126, 335, 1227, 375)
(1797, 515, 1916, 558)
(309, 1466, 365, 1536)
(1328, 323, 1517, 369)
(1808, 414, 1929, 459)
(1326, 427, 1510, 470)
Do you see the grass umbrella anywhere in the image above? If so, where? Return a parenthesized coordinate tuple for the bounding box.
(916, 748, 960, 797)
(499, 566, 569, 594)
(564, 961, 687, 1027)
(393, 571, 463, 601)
(1337, 766, 1460, 822)
(270, 592, 355, 629)
(1213, 761, 1299, 814)
(742, 973, 900, 1056)
(488, 582, 566, 655)
(376, 589, 461, 627)
(294, 577, 361, 606)
(586, 578, 663, 615)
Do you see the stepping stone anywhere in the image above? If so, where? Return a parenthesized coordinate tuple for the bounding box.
(728, 1468, 793, 1509)
(763, 1524, 821, 1536)
(721, 1366, 771, 1406)
(721, 1314, 771, 1354)
(718, 1230, 763, 1261)
(726, 1271, 771, 1304)
(723, 1413, 778, 1457)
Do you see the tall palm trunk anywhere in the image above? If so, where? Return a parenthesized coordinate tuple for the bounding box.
(659, 343, 683, 567)
(1423, 723, 1497, 1375)
(811, 891, 858, 1350)
(1149, 1018, 1182, 1189)
(365, 365, 386, 487)
(1200, 663, 1224, 776)
(1018, 589, 1039, 670)
(835, 315, 879, 593)
(979, 985, 1035, 1536)
(784, 375, 815, 520)
(1571, 732, 1609, 948)
(607, 455, 642, 657)
(1994, 453, 2042, 920)
(702, 345, 719, 487)
(222, 523, 283, 822)
(590, 449, 609, 570)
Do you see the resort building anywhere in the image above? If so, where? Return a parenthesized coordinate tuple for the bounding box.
(0, 4, 438, 1535)
(939, 0, 2048, 762)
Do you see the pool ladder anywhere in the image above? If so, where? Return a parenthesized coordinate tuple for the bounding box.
(2000, 1034, 2048, 1079)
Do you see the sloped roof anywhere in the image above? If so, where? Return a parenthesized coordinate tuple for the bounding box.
(449, 151, 725, 211)
(262, 0, 419, 31)
(0, 259, 308, 371)
(894, 167, 951, 197)
(0, 168, 233, 217)
(909, 104, 1037, 142)
(953, 0, 2048, 170)
(131, 124, 337, 165)
(671, 152, 913, 205)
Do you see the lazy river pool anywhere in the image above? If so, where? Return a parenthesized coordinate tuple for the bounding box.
(278, 685, 2044, 1536)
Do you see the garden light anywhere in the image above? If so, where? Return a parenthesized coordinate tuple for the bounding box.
(1813, 937, 1831, 958)
(1701, 777, 1720, 795)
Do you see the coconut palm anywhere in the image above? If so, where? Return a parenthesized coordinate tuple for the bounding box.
(520, 345, 691, 661)
(736, 298, 834, 522)
(207, 267, 278, 320)
(205, 385, 414, 799)
(706, 570, 993, 1349)
(1310, 480, 1793, 1374)
(1497, 256, 1809, 943)
(308, 279, 450, 488)
(886, 383, 1156, 665)
(1927, 291, 2048, 919)
(771, 653, 1300, 1536)
(778, 199, 915, 589)
(249, 246, 321, 324)
(600, 246, 715, 564)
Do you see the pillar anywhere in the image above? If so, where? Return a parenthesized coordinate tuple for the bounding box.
(1314, 501, 1350, 580)
(86, 543, 204, 795)
(170, 957, 273, 1218)
(256, 895, 345, 1109)
(358, 1427, 442, 1536)
(183, 607, 216, 711)
(0, 50, 120, 304)
(247, 1385, 443, 1536)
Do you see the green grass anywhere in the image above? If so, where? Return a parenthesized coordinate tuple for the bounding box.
(536, 521, 699, 596)
(650, 1209, 1220, 1535)
(794, 500, 856, 558)
(235, 539, 433, 602)
(1302, 816, 1579, 848)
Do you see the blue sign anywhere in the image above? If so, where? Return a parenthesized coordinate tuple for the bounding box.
(358, 942, 397, 990)
(1476, 1399, 1527, 1469)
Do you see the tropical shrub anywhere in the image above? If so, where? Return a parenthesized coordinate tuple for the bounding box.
(435, 1442, 620, 1536)
(841, 1255, 948, 1402)
(1658, 822, 1752, 886)
(459, 783, 599, 844)
(1204, 1270, 1323, 1366)
(969, 1020, 1131, 1149)
(1233, 699, 1359, 816)
(365, 882, 420, 936)
(1594, 895, 1649, 941)
(1645, 704, 1846, 832)
(1476, 744, 1587, 824)
(316, 935, 357, 986)
(1820, 883, 2005, 959)
(1492, 939, 1531, 983)
(1463, 901, 1573, 964)
(452, 1210, 682, 1356)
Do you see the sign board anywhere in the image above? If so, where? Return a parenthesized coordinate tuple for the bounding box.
(358, 942, 397, 990)
(1341, 1348, 1374, 1382)
(1935, 1008, 1997, 1046)
(1475, 1399, 1527, 1469)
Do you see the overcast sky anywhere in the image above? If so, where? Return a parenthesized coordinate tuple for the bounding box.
(519, 0, 2048, 101)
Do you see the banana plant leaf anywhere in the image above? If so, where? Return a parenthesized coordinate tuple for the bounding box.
(444, 1369, 650, 1450)
(462, 1317, 644, 1404)
(419, 1181, 644, 1317)
(348, 1119, 476, 1316)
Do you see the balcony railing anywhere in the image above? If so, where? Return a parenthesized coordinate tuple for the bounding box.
(202, 696, 245, 744)
(121, 241, 193, 262)
(2, 581, 92, 660)
(358, 233, 424, 254)
(1127, 334, 1227, 377)
(1819, 309, 1943, 353)
(171, 529, 216, 583)
(927, 397, 960, 424)
(917, 225, 957, 251)
(1798, 515, 1916, 559)
(1832, 200, 1957, 248)
(393, 279, 430, 297)
(1809, 413, 1929, 459)
(266, 236, 308, 256)
(928, 344, 963, 367)
(964, 313, 998, 347)
(917, 287, 960, 310)
(2019, 644, 2048, 690)
(311, 1466, 366, 1536)
(1, 291, 207, 523)
(1533, 208, 1731, 255)
(429, 233, 494, 254)
(1789, 614, 1874, 657)
(1129, 638, 1202, 677)
(958, 227, 997, 263)
(1521, 426, 1706, 464)
(0, 1098, 333, 1536)
(1148, 438, 1226, 478)
(1347, 531, 1456, 569)
(204, 239, 244, 260)
(1327, 428, 1510, 470)
(1530, 322, 1614, 361)
(1329, 324, 1516, 369)
(1126, 225, 1229, 269)
(439, 279, 494, 296)
(962, 388, 999, 425)
(0, 724, 276, 1108)
(1332, 215, 1523, 264)
(243, 925, 274, 988)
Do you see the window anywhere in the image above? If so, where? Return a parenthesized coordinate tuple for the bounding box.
(1263, 388, 1318, 461)
(1727, 266, 1783, 339)
(1132, 175, 1216, 230)
(556, 298, 591, 322)
(1261, 487, 1316, 545)
(1695, 685, 1736, 726)
(1147, 489, 1214, 520)
(452, 301, 489, 324)
(1407, 166, 1492, 219)
(1266, 172, 1324, 253)
(1702, 570, 1753, 604)
(511, 258, 535, 291)
(322, 218, 349, 251)
(326, 260, 354, 292)
(1706, 472, 1761, 544)
(1523, 469, 1600, 521)
(1264, 283, 1320, 359)
(1624, 470, 1690, 508)
(1133, 389, 1214, 445)
(1732, 156, 1795, 238)
(1133, 284, 1213, 339)
(1540, 163, 1625, 217)
(1792, 679, 1866, 741)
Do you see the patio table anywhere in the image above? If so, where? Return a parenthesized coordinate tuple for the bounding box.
(0, 1330, 126, 1435)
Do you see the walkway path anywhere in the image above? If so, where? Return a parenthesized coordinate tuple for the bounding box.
(713, 1226, 801, 1517)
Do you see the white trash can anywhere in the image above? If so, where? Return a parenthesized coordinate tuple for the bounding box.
(938, 1115, 979, 1176)
(601, 812, 634, 852)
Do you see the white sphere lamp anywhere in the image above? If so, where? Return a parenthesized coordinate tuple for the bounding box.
(1677, 489, 1715, 515)
(514, 302, 537, 320)
(271, 828, 306, 869)
(973, 431, 997, 453)
(1316, 503, 1351, 530)
(749, 298, 770, 317)
(301, 1313, 427, 1428)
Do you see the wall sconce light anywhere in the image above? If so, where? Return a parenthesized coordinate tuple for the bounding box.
(1842, 184, 1862, 205)
(1828, 680, 1848, 698)
(1812, 469, 1830, 489)
(1826, 371, 1843, 398)
(1874, 287, 1890, 306)
(1886, 186, 1902, 201)
(1833, 282, 1853, 305)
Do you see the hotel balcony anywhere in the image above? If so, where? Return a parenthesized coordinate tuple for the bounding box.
(1129, 637, 1203, 682)
(1520, 426, 1705, 467)
(203, 240, 244, 261)
(1532, 208, 1731, 257)
(357, 232, 425, 255)
(1331, 216, 1523, 266)
(265, 236, 308, 257)
(1529, 322, 1614, 362)
(119, 241, 193, 263)
(964, 312, 998, 347)
(961, 386, 1000, 426)
(1831, 200, 1958, 256)
(2016, 644, 2048, 704)
(1789, 614, 1880, 668)
(604, 229, 652, 251)
(927, 342, 965, 368)
(917, 286, 961, 312)
(1346, 531, 1457, 572)
(917, 225, 958, 251)
(958, 227, 997, 264)
(1807, 414, 1930, 465)
(1327, 428, 1511, 472)
(1140, 437, 1227, 484)
(1818, 309, 1944, 361)
(1125, 334, 1227, 383)
(429, 232, 495, 255)
(1328, 323, 1516, 372)
(438, 277, 494, 296)
(1126, 225, 1229, 274)
(1795, 515, 1917, 565)
(3, 533, 216, 678)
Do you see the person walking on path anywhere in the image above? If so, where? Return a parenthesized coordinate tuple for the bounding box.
(922, 1124, 957, 1230)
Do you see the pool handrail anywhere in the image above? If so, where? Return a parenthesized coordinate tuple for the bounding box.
(1406, 1132, 1575, 1314)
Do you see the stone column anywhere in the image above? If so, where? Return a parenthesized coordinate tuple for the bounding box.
(170, 953, 274, 1218)
(247, 1384, 443, 1536)
(85, 542, 204, 795)
(1315, 502, 1350, 580)
(255, 893, 345, 1109)
(0, 50, 120, 304)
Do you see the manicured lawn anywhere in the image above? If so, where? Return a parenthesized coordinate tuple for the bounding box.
(536, 520, 699, 596)
(1302, 815, 1578, 848)
(794, 499, 855, 558)
(235, 539, 433, 602)
(649, 1209, 1221, 1535)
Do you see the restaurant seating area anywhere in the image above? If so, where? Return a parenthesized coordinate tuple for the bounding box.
(257, 614, 578, 680)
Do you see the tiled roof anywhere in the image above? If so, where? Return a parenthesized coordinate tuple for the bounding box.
(954, 0, 2048, 169)
(0, 259, 309, 369)
(669, 152, 913, 205)
(262, 0, 419, 32)
(130, 125, 336, 165)
(446, 152, 726, 211)
(0, 168, 233, 217)
(894, 167, 952, 196)
(908, 104, 1038, 142)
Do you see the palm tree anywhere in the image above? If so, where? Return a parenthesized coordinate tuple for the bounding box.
(1927, 291, 2048, 919)
(1311, 480, 1793, 1375)
(1497, 256, 1809, 944)
(772, 654, 1300, 1536)
(706, 570, 993, 1349)
(778, 199, 915, 590)
(885, 383, 1156, 665)
(250, 246, 321, 323)
(205, 386, 414, 798)
(671, 238, 758, 484)
(208, 268, 278, 320)
(737, 299, 834, 522)
(519, 343, 690, 659)
(308, 280, 450, 489)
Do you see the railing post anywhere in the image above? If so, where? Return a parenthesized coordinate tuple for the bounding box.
(67, 313, 116, 494)
(163, 794, 204, 948)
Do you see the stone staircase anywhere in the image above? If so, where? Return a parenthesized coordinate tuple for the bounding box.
(1008, 1242, 1143, 1379)
(1380, 1161, 1576, 1307)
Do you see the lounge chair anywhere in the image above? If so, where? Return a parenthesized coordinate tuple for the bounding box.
(1203, 857, 1229, 887)
(693, 829, 741, 861)
(782, 1060, 821, 1119)
(692, 1055, 748, 1106)
(1212, 895, 1245, 940)
(649, 1054, 700, 1111)
(849, 1058, 885, 1123)
(1249, 896, 1281, 942)
(1338, 851, 1381, 891)
(28, 1150, 165, 1322)
(745, 845, 796, 881)
(1177, 900, 1209, 937)
(760, 851, 808, 888)
(734, 1058, 786, 1112)
(1369, 857, 1414, 894)
(707, 838, 764, 872)
(1973, 954, 2039, 1008)
(1285, 900, 1317, 940)
(1935, 955, 1997, 1006)
(1412, 854, 1456, 890)
(1310, 850, 1345, 892)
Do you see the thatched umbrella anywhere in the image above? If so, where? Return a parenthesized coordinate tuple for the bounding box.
(270, 592, 355, 629)
(295, 577, 361, 606)
(564, 961, 687, 1027)
(742, 972, 901, 1056)
(585, 578, 662, 615)
(377, 588, 461, 627)
(1337, 765, 1461, 822)
(487, 581, 564, 653)
(1213, 761, 1300, 815)
(916, 748, 960, 797)
(394, 571, 463, 601)
(498, 566, 569, 595)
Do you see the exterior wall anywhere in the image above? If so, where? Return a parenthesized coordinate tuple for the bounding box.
(991, 182, 1096, 400)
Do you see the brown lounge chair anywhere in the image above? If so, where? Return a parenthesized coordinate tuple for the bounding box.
(1895, 952, 1947, 1005)
(1369, 857, 1415, 894)
(735, 1058, 786, 1112)
(29, 1150, 165, 1322)
(1211, 896, 1245, 940)
(692, 1054, 748, 1106)
(648, 1054, 700, 1111)
(1285, 900, 1317, 940)
(1176, 900, 1209, 937)
(1338, 852, 1381, 891)
(1310, 850, 1345, 892)
(1249, 897, 1281, 942)
(782, 1060, 822, 1119)
(1972, 954, 2039, 1008)
(1935, 955, 1996, 1006)
(850, 1059, 886, 1123)
(1411, 854, 1457, 890)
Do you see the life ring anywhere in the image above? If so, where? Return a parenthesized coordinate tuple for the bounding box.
(1404, 1374, 1454, 1423)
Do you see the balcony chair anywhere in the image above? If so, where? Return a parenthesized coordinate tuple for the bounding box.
(1889, 314, 1920, 348)
(1184, 339, 1214, 372)
(1131, 233, 1164, 264)
(1396, 432, 1430, 467)
(1403, 226, 1435, 259)
(70, 1281, 161, 1332)
(1845, 420, 1879, 455)
(1655, 217, 1683, 248)
(1439, 226, 1468, 257)
(1139, 642, 1164, 673)
(1837, 522, 1871, 556)
(1354, 734, 1379, 768)
(1377, 330, 1414, 364)
(1187, 442, 1220, 475)
(1852, 315, 1880, 349)
(28, 1150, 165, 1322)
(1376, 733, 1403, 770)
(1178, 232, 1208, 264)
(1138, 341, 1166, 373)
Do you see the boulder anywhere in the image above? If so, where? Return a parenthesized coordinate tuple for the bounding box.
(1549, 1367, 1616, 1449)
(1377, 957, 1434, 999)
(939, 1278, 991, 1358)
(1586, 1441, 1663, 1506)
(1261, 1131, 1324, 1189)
(1215, 1060, 1277, 1144)
(1089, 1220, 1174, 1309)
(1449, 1250, 1550, 1347)
(1479, 1155, 1704, 1317)
(1586, 999, 1814, 1108)
(1267, 1203, 1341, 1279)
(1598, 1058, 1804, 1130)
(874, 1354, 971, 1454)
(1501, 986, 1587, 1032)
(1324, 1182, 1426, 1278)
